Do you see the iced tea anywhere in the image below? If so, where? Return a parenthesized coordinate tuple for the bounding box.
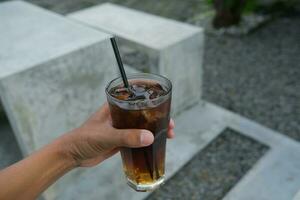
(105, 73, 172, 191)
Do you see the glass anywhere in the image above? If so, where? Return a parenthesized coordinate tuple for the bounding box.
(105, 73, 172, 191)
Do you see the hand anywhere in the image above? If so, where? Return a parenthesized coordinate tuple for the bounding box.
(61, 103, 175, 167)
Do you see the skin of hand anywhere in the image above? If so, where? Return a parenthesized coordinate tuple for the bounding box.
(0, 103, 175, 200)
(61, 103, 175, 167)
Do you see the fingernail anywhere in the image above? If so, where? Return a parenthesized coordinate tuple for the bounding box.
(140, 130, 154, 146)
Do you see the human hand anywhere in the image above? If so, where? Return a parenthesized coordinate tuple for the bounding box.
(61, 103, 175, 167)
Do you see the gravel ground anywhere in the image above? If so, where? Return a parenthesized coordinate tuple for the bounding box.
(203, 16, 300, 141)
(147, 129, 269, 200)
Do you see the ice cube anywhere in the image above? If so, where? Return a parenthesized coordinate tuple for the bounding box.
(142, 109, 165, 123)
(153, 83, 163, 91)
(149, 90, 158, 99)
(131, 84, 146, 93)
(147, 83, 167, 99)
(111, 87, 131, 100)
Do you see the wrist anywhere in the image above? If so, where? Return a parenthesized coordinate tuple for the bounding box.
(50, 134, 79, 170)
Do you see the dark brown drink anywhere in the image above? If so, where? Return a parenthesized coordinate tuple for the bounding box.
(105, 73, 172, 191)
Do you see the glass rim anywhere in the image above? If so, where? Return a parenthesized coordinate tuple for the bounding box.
(105, 73, 172, 104)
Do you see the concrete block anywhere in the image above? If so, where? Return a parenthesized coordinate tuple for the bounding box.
(294, 190, 300, 200)
(0, 1, 129, 199)
(0, 1, 116, 155)
(68, 3, 204, 115)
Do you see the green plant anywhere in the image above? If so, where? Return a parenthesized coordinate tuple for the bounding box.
(243, 0, 258, 14)
(206, 0, 258, 14)
(211, 0, 247, 28)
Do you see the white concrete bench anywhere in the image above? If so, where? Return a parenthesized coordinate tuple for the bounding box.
(0, 0, 116, 155)
(0, 2, 206, 200)
(68, 3, 205, 116)
(0, 1, 117, 199)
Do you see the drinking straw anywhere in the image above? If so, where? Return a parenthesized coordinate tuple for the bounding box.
(110, 37, 156, 180)
(110, 37, 129, 88)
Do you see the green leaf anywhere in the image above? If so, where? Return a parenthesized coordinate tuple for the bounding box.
(243, 0, 258, 14)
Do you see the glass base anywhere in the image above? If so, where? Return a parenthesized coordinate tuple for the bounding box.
(126, 176, 165, 192)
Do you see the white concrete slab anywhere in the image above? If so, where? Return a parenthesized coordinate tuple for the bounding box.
(68, 3, 204, 116)
(293, 190, 300, 200)
(68, 3, 200, 50)
(0, 1, 118, 156)
(45, 102, 228, 200)
(48, 101, 300, 200)
(44, 102, 300, 200)
(209, 103, 300, 200)
(78, 102, 300, 200)
(0, 1, 110, 79)
(223, 147, 300, 200)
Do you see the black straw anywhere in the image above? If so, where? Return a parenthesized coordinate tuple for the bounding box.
(110, 37, 157, 180)
(110, 37, 129, 88)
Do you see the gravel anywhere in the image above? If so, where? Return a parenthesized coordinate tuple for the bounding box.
(146, 128, 269, 200)
(202, 16, 300, 141)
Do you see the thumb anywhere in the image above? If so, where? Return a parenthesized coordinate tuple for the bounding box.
(114, 129, 154, 148)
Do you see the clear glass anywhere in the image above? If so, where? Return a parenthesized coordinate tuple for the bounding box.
(105, 73, 172, 191)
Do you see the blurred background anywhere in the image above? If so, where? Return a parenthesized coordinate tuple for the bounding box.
(0, 0, 299, 199)
(2, 0, 297, 145)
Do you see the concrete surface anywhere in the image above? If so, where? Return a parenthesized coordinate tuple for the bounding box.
(294, 190, 300, 200)
(147, 129, 269, 200)
(0, 2, 119, 198)
(51, 101, 300, 200)
(0, 1, 116, 155)
(0, 1, 299, 200)
(0, 1, 110, 79)
(44, 100, 228, 200)
(68, 3, 204, 116)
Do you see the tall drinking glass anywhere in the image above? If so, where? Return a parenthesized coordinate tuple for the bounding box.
(105, 73, 172, 191)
